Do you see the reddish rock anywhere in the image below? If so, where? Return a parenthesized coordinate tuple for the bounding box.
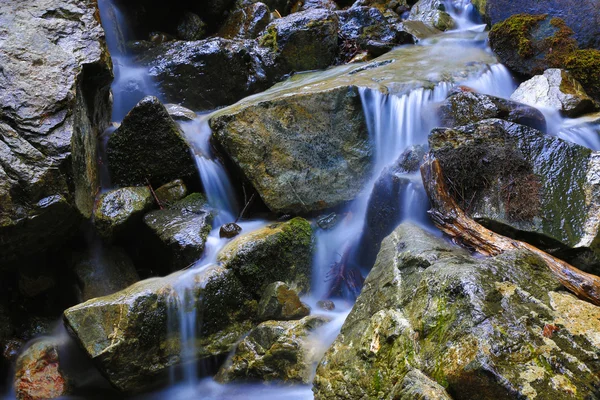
(14, 340, 67, 400)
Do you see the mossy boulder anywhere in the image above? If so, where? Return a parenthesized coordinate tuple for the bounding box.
(258, 9, 339, 73)
(407, 0, 456, 31)
(218, 3, 271, 40)
(510, 69, 596, 118)
(154, 179, 188, 206)
(93, 187, 155, 240)
(437, 90, 547, 132)
(217, 315, 330, 384)
(143, 193, 214, 271)
(106, 96, 197, 188)
(257, 281, 310, 321)
(429, 119, 600, 272)
(217, 217, 314, 295)
(314, 222, 600, 399)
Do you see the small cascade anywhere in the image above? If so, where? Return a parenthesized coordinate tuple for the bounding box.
(463, 64, 517, 98)
(536, 108, 600, 150)
(443, 0, 484, 31)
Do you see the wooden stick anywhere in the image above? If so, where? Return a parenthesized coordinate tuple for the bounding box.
(146, 178, 163, 210)
(421, 154, 600, 306)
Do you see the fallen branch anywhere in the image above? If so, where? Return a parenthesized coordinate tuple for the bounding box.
(146, 178, 163, 210)
(420, 154, 600, 306)
(326, 239, 364, 299)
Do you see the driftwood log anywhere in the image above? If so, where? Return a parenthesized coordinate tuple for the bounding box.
(421, 154, 600, 306)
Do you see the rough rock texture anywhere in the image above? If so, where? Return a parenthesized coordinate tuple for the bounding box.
(438, 90, 547, 132)
(164, 104, 196, 121)
(140, 38, 277, 110)
(106, 96, 197, 187)
(93, 187, 155, 240)
(143, 193, 214, 270)
(479, 0, 600, 50)
(14, 339, 68, 400)
(391, 369, 453, 399)
(510, 69, 596, 118)
(176, 12, 206, 41)
(211, 42, 497, 214)
(292, 0, 339, 12)
(217, 218, 314, 294)
(396, 20, 441, 42)
(258, 9, 339, 73)
(429, 119, 600, 264)
(257, 282, 310, 321)
(217, 315, 330, 383)
(408, 0, 455, 31)
(154, 179, 188, 206)
(0, 0, 112, 263)
(219, 3, 271, 40)
(314, 222, 600, 399)
(71, 245, 140, 301)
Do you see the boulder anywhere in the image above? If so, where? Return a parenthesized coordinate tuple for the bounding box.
(210, 41, 497, 214)
(140, 38, 277, 110)
(510, 69, 596, 118)
(0, 0, 112, 263)
(217, 217, 314, 294)
(429, 119, 600, 269)
(154, 179, 188, 206)
(14, 339, 68, 400)
(396, 20, 441, 42)
(314, 222, 600, 399)
(408, 0, 456, 31)
(143, 193, 214, 270)
(71, 245, 140, 301)
(176, 12, 206, 41)
(217, 315, 330, 383)
(93, 187, 155, 240)
(438, 90, 547, 132)
(219, 3, 271, 40)
(106, 96, 197, 187)
(477, 0, 600, 50)
(391, 370, 452, 400)
(258, 9, 339, 73)
(257, 282, 310, 321)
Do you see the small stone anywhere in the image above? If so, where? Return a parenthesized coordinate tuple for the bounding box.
(317, 213, 339, 230)
(154, 179, 188, 206)
(14, 339, 68, 400)
(258, 282, 310, 321)
(317, 300, 335, 311)
(164, 104, 197, 121)
(93, 187, 155, 240)
(220, 223, 242, 238)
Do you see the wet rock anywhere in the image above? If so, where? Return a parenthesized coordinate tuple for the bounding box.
(210, 41, 496, 214)
(71, 246, 140, 301)
(438, 90, 547, 132)
(336, 7, 414, 52)
(314, 222, 600, 399)
(64, 265, 253, 393)
(317, 300, 335, 311)
(259, 9, 339, 73)
(140, 38, 277, 110)
(396, 20, 441, 42)
(143, 193, 214, 270)
(317, 213, 339, 230)
(292, 0, 339, 12)
(390, 369, 452, 400)
(510, 69, 596, 118)
(408, 0, 455, 31)
(93, 187, 155, 240)
(14, 338, 68, 400)
(258, 282, 310, 321)
(219, 3, 271, 40)
(176, 12, 206, 41)
(430, 119, 600, 269)
(165, 104, 196, 121)
(478, 0, 600, 50)
(106, 96, 197, 187)
(217, 218, 314, 294)
(220, 222, 242, 238)
(352, 0, 409, 14)
(0, 0, 112, 264)
(217, 315, 329, 383)
(154, 179, 188, 206)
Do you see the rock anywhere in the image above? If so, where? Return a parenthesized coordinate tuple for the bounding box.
(14, 339, 68, 400)
(140, 38, 277, 110)
(3, 339, 23, 363)
(317, 213, 339, 230)
(154, 179, 188, 206)
(71, 245, 140, 301)
(217, 315, 330, 383)
(396, 20, 441, 42)
(0, 0, 112, 263)
(93, 187, 155, 240)
(257, 282, 310, 321)
(314, 222, 600, 399)
(292, 0, 339, 12)
(164, 104, 196, 121)
(429, 119, 600, 269)
(438, 90, 547, 132)
(63, 265, 254, 393)
(220, 222, 242, 238)
(259, 9, 339, 73)
(106, 96, 197, 187)
(391, 370, 452, 400)
(176, 12, 206, 41)
(479, 0, 600, 50)
(219, 3, 271, 40)
(352, 0, 410, 14)
(210, 40, 496, 214)
(217, 218, 314, 294)
(510, 69, 596, 118)
(143, 193, 214, 270)
(17, 264, 56, 298)
(408, 0, 456, 31)
(317, 300, 335, 311)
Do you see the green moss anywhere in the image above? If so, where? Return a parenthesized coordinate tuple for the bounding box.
(564, 49, 600, 99)
(489, 14, 547, 58)
(259, 25, 279, 53)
